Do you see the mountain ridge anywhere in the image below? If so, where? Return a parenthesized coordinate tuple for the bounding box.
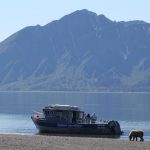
(0, 9, 150, 91)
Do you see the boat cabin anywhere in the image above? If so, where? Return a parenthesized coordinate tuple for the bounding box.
(43, 104, 84, 124)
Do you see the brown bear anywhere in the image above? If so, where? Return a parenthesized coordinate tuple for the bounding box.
(129, 130, 144, 141)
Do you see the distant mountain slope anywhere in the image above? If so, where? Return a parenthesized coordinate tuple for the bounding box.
(0, 9, 150, 91)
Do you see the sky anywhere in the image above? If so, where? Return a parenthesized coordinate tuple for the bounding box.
(0, 0, 150, 42)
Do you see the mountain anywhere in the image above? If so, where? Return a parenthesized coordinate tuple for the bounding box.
(0, 9, 150, 91)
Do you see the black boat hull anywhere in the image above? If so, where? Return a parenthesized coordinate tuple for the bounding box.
(31, 117, 122, 135)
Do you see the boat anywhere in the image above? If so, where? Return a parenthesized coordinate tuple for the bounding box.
(31, 104, 122, 135)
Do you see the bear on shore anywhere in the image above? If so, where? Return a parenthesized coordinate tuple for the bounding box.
(129, 130, 144, 141)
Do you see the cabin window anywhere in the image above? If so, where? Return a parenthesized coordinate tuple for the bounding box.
(54, 111, 68, 122)
(72, 111, 77, 123)
(44, 110, 68, 122)
(45, 110, 49, 116)
(44, 110, 54, 117)
(79, 112, 84, 119)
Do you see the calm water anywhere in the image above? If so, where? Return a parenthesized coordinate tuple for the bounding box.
(0, 92, 150, 141)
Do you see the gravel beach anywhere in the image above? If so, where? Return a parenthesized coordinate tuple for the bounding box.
(0, 134, 150, 150)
